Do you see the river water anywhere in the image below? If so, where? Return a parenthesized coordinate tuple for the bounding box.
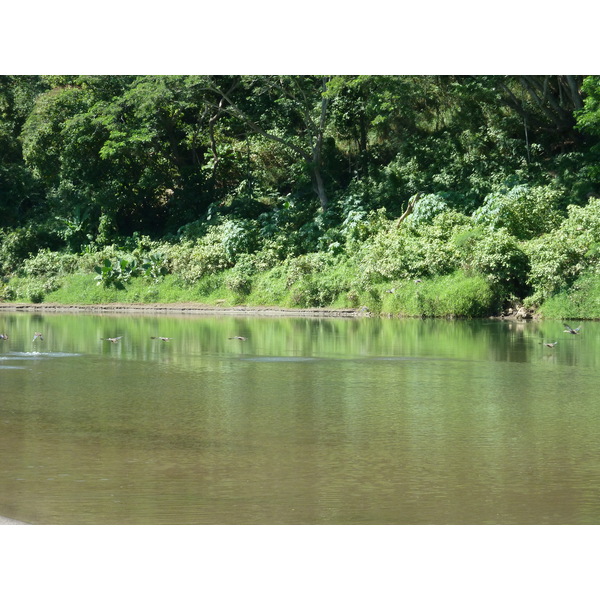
(1, 310, 599, 524)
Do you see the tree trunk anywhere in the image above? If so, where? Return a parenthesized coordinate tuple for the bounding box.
(312, 164, 328, 211)
(207, 76, 332, 211)
(311, 77, 330, 211)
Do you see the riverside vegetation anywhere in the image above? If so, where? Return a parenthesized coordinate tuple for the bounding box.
(3, 75, 600, 318)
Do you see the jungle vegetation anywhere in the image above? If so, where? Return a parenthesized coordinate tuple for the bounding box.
(2, 75, 600, 318)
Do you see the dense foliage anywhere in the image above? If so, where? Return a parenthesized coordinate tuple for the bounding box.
(2, 75, 600, 317)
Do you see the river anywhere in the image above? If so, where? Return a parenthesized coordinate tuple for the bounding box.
(1, 310, 599, 524)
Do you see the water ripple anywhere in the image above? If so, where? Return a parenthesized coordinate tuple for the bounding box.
(3, 351, 82, 360)
(242, 356, 317, 363)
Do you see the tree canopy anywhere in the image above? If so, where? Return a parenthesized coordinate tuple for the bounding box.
(1, 75, 597, 244)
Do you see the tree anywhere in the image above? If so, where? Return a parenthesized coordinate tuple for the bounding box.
(20, 76, 220, 240)
(0, 76, 48, 226)
(576, 76, 600, 137)
(203, 75, 333, 211)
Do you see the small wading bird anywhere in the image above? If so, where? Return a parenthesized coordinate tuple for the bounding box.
(101, 336, 122, 343)
(563, 323, 582, 335)
(32, 332, 43, 342)
(228, 336, 247, 341)
(151, 336, 172, 342)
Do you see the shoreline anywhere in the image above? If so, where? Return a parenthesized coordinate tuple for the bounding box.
(0, 302, 537, 320)
(0, 302, 364, 318)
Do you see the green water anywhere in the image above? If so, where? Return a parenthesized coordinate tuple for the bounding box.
(1, 311, 600, 524)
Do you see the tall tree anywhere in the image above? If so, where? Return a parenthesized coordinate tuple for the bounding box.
(21, 76, 218, 239)
(203, 75, 333, 210)
(0, 75, 48, 225)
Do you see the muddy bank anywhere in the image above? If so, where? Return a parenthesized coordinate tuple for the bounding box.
(0, 302, 539, 320)
(0, 302, 365, 318)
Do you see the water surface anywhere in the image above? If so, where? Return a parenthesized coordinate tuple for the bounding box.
(1, 311, 599, 524)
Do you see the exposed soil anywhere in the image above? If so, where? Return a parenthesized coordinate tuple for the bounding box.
(0, 302, 365, 318)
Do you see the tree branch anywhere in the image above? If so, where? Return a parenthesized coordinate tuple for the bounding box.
(395, 192, 421, 228)
(205, 81, 312, 161)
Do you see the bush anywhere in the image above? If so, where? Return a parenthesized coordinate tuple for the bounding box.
(94, 257, 142, 290)
(407, 193, 451, 226)
(524, 197, 600, 303)
(170, 219, 258, 285)
(3, 276, 61, 303)
(470, 229, 530, 298)
(472, 183, 564, 240)
(283, 253, 338, 288)
(0, 225, 61, 275)
(19, 249, 80, 277)
(224, 255, 257, 296)
(538, 273, 600, 319)
(355, 210, 471, 286)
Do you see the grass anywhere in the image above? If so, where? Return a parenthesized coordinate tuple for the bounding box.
(538, 273, 600, 320)
(377, 273, 496, 318)
(0, 264, 521, 319)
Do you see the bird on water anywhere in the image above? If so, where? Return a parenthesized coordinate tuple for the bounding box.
(151, 336, 173, 342)
(228, 336, 247, 341)
(563, 323, 581, 335)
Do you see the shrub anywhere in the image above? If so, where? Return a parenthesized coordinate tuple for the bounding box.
(28, 286, 45, 303)
(355, 210, 471, 286)
(224, 255, 257, 296)
(407, 193, 451, 226)
(218, 219, 259, 261)
(20, 249, 80, 278)
(3, 276, 61, 303)
(524, 197, 600, 303)
(538, 273, 600, 319)
(170, 219, 258, 285)
(353, 222, 410, 285)
(472, 183, 564, 240)
(283, 253, 338, 288)
(0, 226, 61, 275)
(94, 257, 144, 290)
(470, 229, 530, 298)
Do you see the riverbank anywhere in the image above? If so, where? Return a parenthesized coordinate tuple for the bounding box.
(0, 300, 543, 320)
(0, 302, 365, 318)
(4, 265, 504, 319)
(0, 301, 536, 320)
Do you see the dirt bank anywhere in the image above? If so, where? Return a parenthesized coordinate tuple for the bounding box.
(0, 302, 366, 318)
